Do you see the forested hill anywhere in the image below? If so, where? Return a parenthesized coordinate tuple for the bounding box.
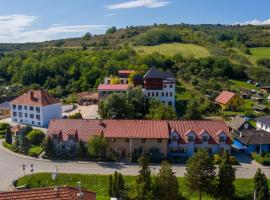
(1, 24, 270, 52)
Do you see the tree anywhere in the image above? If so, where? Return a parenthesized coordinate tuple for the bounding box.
(0, 123, 10, 131)
(106, 26, 117, 34)
(68, 112, 83, 119)
(19, 126, 32, 153)
(146, 99, 177, 120)
(108, 171, 126, 199)
(5, 127, 12, 144)
(110, 76, 120, 84)
(83, 32, 92, 40)
(183, 99, 202, 120)
(87, 135, 107, 159)
(129, 153, 153, 200)
(216, 151, 236, 200)
(254, 168, 269, 200)
(42, 136, 54, 156)
(78, 140, 87, 157)
(26, 130, 45, 145)
(184, 150, 216, 200)
(153, 161, 183, 200)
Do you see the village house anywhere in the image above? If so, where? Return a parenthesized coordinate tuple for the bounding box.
(228, 115, 251, 133)
(0, 186, 96, 200)
(256, 116, 270, 133)
(97, 84, 129, 98)
(260, 86, 270, 94)
(46, 119, 231, 160)
(10, 90, 62, 127)
(104, 70, 134, 84)
(215, 91, 243, 110)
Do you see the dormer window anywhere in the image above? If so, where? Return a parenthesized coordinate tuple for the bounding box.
(171, 135, 178, 141)
(52, 134, 59, 139)
(68, 135, 74, 140)
(202, 135, 208, 142)
(219, 136, 225, 143)
(188, 136, 194, 142)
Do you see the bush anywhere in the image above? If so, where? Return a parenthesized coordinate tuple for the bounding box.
(0, 123, 10, 131)
(252, 153, 270, 165)
(3, 141, 19, 153)
(28, 146, 43, 157)
(26, 130, 45, 145)
(68, 112, 82, 119)
(213, 154, 240, 165)
(0, 130, 6, 136)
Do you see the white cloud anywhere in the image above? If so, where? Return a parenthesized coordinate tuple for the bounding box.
(0, 15, 106, 43)
(106, 0, 170, 10)
(235, 18, 270, 25)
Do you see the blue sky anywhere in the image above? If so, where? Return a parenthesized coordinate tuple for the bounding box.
(1, 0, 270, 43)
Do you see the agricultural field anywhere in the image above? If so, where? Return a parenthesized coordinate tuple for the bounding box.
(17, 173, 259, 200)
(134, 43, 210, 58)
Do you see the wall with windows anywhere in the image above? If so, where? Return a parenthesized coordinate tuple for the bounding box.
(257, 122, 270, 133)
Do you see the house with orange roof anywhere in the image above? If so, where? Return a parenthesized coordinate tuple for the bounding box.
(10, 90, 62, 127)
(0, 186, 96, 200)
(215, 91, 243, 110)
(47, 119, 231, 159)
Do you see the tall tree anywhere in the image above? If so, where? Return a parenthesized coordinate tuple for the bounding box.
(146, 99, 177, 120)
(108, 171, 126, 199)
(184, 150, 216, 200)
(153, 161, 183, 200)
(5, 127, 12, 144)
(254, 168, 269, 200)
(129, 153, 153, 200)
(87, 135, 107, 159)
(42, 136, 54, 156)
(216, 151, 236, 200)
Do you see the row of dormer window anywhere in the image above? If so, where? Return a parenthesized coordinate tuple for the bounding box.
(170, 135, 226, 143)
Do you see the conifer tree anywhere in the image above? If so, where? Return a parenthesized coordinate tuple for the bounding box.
(108, 171, 126, 199)
(5, 127, 12, 144)
(216, 151, 236, 200)
(254, 168, 269, 200)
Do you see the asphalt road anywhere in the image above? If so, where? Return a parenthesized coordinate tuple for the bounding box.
(0, 141, 270, 191)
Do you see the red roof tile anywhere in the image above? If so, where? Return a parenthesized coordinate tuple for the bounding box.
(97, 84, 129, 91)
(118, 70, 134, 74)
(0, 186, 96, 200)
(10, 90, 59, 107)
(215, 91, 236, 105)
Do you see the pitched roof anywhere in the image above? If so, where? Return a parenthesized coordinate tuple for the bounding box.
(235, 129, 270, 145)
(256, 116, 270, 126)
(47, 119, 230, 144)
(10, 90, 59, 107)
(215, 91, 236, 105)
(0, 186, 96, 200)
(143, 67, 175, 79)
(168, 120, 230, 144)
(228, 115, 247, 131)
(97, 84, 129, 91)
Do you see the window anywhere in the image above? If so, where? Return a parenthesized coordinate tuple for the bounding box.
(188, 136, 194, 142)
(111, 138, 116, 142)
(178, 147, 186, 153)
(152, 92, 154, 97)
(53, 134, 59, 139)
(125, 138, 130, 143)
(19, 112, 22, 118)
(170, 84, 173, 88)
(24, 106, 27, 110)
(68, 135, 74, 140)
(36, 107, 40, 113)
(157, 139, 162, 143)
(141, 139, 146, 143)
(166, 92, 168, 97)
(36, 115, 40, 120)
(202, 136, 208, 142)
(25, 113, 28, 118)
(156, 92, 159, 97)
(148, 92, 150, 97)
(38, 122, 40, 126)
(13, 112, 17, 117)
(170, 92, 172, 97)
(164, 85, 167, 88)
(32, 121, 34, 125)
(171, 135, 178, 141)
(30, 106, 34, 111)
(30, 114, 34, 118)
(219, 136, 225, 143)
(12, 105, 16, 109)
(18, 105, 22, 110)
(162, 92, 164, 97)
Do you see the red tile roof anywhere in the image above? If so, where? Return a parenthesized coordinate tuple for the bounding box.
(47, 119, 231, 144)
(0, 186, 96, 200)
(10, 90, 59, 107)
(97, 84, 129, 91)
(118, 70, 134, 74)
(215, 91, 236, 105)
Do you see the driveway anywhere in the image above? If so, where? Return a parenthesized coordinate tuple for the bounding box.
(0, 141, 269, 191)
(63, 105, 99, 119)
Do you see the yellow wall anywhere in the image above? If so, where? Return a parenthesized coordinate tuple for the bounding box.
(220, 95, 242, 110)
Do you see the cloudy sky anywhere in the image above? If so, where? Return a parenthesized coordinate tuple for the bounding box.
(1, 0, 270, 43)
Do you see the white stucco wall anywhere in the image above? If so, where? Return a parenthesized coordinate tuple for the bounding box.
(257, 122, 270, 133)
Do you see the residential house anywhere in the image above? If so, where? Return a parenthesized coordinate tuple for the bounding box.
(260, 86, 270, 94)
(233, 129, 270, 154)
(143, 67, 176, 108)
(256, 116, 270, 133)
(215, 91, 243, 110)
(47, 119, 231, 159)
(104, 70, 134, 84)
(0, 101, 10, 117)
(10, 90, 62, 127)
(0, 186, 96, 200)
(97, 84, 129, 98)
(228, 115, 251, 133)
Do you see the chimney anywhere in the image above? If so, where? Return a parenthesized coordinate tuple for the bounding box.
(29, 91, 34, 100)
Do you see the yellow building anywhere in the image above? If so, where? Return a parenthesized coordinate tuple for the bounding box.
(215, 91, 243, 110)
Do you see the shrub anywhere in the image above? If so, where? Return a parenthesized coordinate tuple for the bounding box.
(28, 146, 43, 157)
(3, 141, 19, 153)
(0, 123, 10, 131)
(26, 130, 45, 145)
(252, 153, 270, 166)
(68, 112, 82, 119)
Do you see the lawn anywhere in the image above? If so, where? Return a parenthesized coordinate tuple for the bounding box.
(134, 43, 210, 58)
(247, 47, 270, 65)
(229, 80, 258, 91)
(16, 173, 261, 200)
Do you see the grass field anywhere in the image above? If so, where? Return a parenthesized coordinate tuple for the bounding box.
(17, 173, 261, 200)
(134, 43, 210, 58)
(247, 47, 270, 65)
(229, 80, 258, 91)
